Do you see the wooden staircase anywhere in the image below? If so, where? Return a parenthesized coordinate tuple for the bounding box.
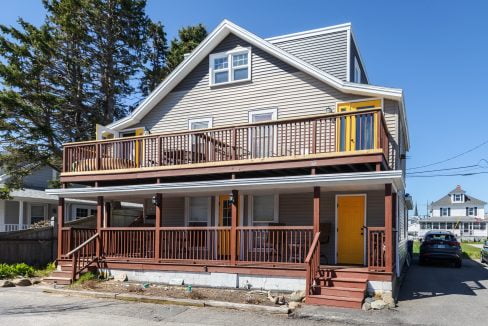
(306, 267, 368, 309)
(44, 233, 99, 285)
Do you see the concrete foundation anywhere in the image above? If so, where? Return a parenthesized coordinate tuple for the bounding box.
(102, 268, 305, 292)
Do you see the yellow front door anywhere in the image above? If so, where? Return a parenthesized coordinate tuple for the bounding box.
(337, 100, 381, 152)
(337, 195, 365, 265)
(218, 195, 234, 256)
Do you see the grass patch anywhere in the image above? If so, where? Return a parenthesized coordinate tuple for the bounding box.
(34, 262, 56, 277)
(73, 271, 98, 286)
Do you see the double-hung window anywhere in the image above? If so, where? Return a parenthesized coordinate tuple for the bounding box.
(250, 194, 278, 226)
(186, 197, 211, 227)
(452, 194, 464, 203)
(209, 48, 251, 86)
(248, 108, 277, 158)
(466, 207, 477, 216)
(440, 207, 450, 216)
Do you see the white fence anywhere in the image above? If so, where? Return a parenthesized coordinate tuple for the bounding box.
(0, 224, 29, 232)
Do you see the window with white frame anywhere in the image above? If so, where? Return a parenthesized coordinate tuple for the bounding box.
(452, 194, 464, 203)
(186, 197, 210, 226)
(353, 57, 361, 83)
(188, 118, 213, 155)
(250, 194, 278, 225)
(188, 118, 213, 131)
(466, 207, 478, 216)
(440, 207, 450, 216)
(248, 108, 277, 158)
(209, 48, 251, 85)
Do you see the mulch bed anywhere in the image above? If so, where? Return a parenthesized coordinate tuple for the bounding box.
(70, 280, 289, 306)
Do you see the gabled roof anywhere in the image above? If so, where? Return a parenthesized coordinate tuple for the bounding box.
(431, 194, 487, 207)
(448, 185, 466, 194)
(108, 20, 407, 147)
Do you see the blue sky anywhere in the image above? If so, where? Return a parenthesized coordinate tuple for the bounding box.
(2, 0, 488, 214)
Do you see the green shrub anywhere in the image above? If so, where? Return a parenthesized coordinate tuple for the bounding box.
(34, 262, 56, 277)
(12, 263, 35, 277)
(0, 264, 15, 279)
(74, 271, 98, 285)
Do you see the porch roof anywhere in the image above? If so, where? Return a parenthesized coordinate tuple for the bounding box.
(46, 170, 404, 199)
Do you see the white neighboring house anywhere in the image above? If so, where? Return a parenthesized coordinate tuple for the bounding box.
(419, 185, 487, 241)
(0, 166, 97, 232)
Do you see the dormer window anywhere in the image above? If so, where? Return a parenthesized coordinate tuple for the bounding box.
(209, 48, 251, 86)
(452, 194, 464, 203)
(353, 57, 361, 83)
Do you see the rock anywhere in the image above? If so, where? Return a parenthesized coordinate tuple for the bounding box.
(114, 273, 128, 282)
(288, 301, 301, 310)
(371, 299, 387, 310)
(169, 278, 184, 286)
(277, 295, 286, 305)
(289, 290, 306, 302)
(32, 278, 42, 285)
(362, 302, 371, 311)
(14, 278, 32, 286)
(364, 297, 374, 304)
(381, 292, 394, 305)
(0, 280, 15, 287)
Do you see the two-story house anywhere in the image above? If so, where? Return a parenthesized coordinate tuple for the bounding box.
(0, 166, 97, 232)
(46, 20, 410, 308)
(420, 185, 487, 241)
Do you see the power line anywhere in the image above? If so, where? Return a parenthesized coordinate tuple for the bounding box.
(407, 164, 480, 174)
(407, 171, 488, 178)
(408, 139, 488, 170)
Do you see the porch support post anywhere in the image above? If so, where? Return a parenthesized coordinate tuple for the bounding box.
(57, 197, 65, 259)
(96, 196, 103, 257)
(313, 187, 320, 234)
(230, 189, 238, 265)
(155, 193, 162, 262)
(384, 184, 393, 273)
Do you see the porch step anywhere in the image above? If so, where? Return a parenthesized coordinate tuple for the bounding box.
(43, 277, 72, 285)
(319, 286, 366, 299)
(306, 294, 364, 309)
(50, 271, 73, 278)
(321, 277, 368, 289)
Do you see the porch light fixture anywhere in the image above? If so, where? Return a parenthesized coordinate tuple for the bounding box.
(325, 106, 333, 113)
(152, 195, 161, 206)
(229, 192, 235, 205)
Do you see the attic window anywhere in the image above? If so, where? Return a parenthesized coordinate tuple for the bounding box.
(452, 194, 464, 203)
(209, 48, 251, 86)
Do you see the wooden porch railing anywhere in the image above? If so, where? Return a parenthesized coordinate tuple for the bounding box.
(237, 226, 314, 264)
(61, 227, 97, 256)
(66, 233, 99, 281)
(63, 108, 398, 173)
(305, 232, 321, 296)
(367, 227, 386, 272)
(101, 228, 155, 259)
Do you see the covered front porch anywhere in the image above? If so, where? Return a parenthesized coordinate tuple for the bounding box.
(51, 171, 401, 291)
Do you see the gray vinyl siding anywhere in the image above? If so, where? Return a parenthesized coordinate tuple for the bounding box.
(136, 33, 364, 134)
(272, 30, 349, 81)
(383, 99, 399, 142)
(23, 166, 53, 189)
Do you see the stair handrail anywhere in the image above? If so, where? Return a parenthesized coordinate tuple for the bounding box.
(305, 232, 320, 296)
(66, 233, 99, 281)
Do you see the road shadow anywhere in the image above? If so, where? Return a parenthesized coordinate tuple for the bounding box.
(398, 257, 488, 302)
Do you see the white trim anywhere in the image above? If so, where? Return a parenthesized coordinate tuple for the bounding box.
(346, 29, 351, 82)
(209, 47, 251, 86)
(106, 19, 404, 132)
(188, 117, 213, 130)
(266, 23, 351, 43)
(248, 194, 279, 225)
(48, 171, 405, 198)
(334, 194, 367, 265)
(248, 108, 278, 122)
(184, 196, 212, 226)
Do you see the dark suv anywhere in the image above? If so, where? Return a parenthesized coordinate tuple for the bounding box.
(419, 231, 462, 267)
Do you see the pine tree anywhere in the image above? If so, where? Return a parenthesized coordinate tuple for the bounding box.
(140, 21, 168, 97)
(166, 24, 207, 72)
(414, 202, 419, 217)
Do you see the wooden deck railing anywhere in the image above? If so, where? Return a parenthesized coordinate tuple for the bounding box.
(63, 108, 398, 173)
(305, 232, 321, 296)
(66, 233, 99, 280)
(367, 227, 386, 272)
(237, 226, 314, 264)
(101, 228, 155, 259)
(61, 227, 97, 256)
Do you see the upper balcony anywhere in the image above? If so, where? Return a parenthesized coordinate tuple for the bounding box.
(60, 108, 399, 184)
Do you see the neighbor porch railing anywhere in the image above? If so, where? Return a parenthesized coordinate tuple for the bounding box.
(63, 108, 398, 173)
(0, 224, 29, 232)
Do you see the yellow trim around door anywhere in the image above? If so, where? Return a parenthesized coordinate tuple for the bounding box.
(337, 195, 365, 265)
(336, 99, 381, 152)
